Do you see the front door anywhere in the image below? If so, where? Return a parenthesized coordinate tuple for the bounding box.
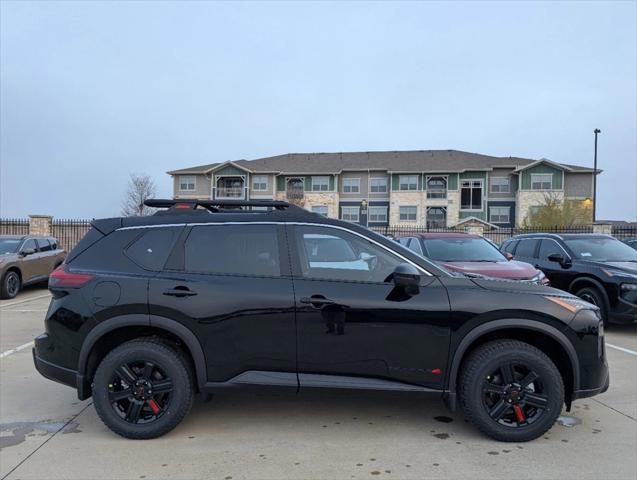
(149, 223, 296, 383)
(288, 224, 450, 389)
(18, 238, 42, 283)
(536, 239, 574, 290)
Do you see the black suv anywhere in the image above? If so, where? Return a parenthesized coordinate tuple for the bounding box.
(501, 233, 637, 324)
(34, 200, 608, 442)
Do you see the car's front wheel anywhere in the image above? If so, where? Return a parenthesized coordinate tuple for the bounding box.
(1, 270, 21, 299)
(92, 338, 194, 439)
(575, 286, 608, 324)
(459, 339, 564, 442)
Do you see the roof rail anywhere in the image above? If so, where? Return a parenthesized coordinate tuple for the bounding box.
(144, 199, 304, 214)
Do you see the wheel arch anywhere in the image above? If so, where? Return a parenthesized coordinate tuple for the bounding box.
(568, 275, 611, 312)
(445, 319, 580, 411)
(77, 314, 207, 400)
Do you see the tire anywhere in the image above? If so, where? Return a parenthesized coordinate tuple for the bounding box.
(92, 338, 194, 439)
(1, 270, 21, 299)
(459, 339, 564, 442)
(575, 286, 608, 324)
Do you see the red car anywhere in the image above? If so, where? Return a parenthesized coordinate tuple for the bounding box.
(396, 232, 549, 285)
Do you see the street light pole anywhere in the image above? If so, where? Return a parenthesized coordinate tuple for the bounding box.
(593, 128, 601, 223)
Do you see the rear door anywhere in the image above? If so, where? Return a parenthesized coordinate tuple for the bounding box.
(35, 238, 56, 274)
(536, 239, 573, 289)
(18, 238, 41, 283)
(149, 223, 297, 384)
(511, 238, 540, 266)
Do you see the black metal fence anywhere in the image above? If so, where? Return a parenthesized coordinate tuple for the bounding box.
(51, 219, 93, 252)
(0, 218, 29, 235)
(612, 225, 637, 240)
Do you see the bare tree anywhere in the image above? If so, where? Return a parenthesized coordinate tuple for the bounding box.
(121, 173, 157, 216)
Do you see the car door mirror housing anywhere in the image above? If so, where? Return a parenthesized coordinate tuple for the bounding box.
(20, 248, 36, 257)
(391, 263, 420, 296)
(548, 253, 571, 268)
(504, 252, 513, 261)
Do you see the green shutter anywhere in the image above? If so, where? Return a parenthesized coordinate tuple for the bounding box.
(448, 173, 458, 190)
(391, 174, 399, 191)
(276, 176, 285, 192)
(329, 176, 335, 191)
(418, 175, 423, 191)
(305, 176, 312, 191)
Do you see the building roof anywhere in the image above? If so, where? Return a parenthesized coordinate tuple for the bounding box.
(167, 150, 598, 176)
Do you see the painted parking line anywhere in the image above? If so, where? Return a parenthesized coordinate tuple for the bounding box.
(606, 343, 637, 357)
(0, 293, 50, 309)
(0, 341, 34, 359)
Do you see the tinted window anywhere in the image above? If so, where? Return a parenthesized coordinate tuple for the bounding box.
(125, 228, 180, 271)
(49, 238, 59, 250)
(36, 238, 52, 252)
(408, 238, 424, 256)
(564, 237, 637, 262)
(21, 239, 38, 252)
(502, 239, 518, 254)
(294, 226, 402, 283)
(515, 239, 539, 258)
(185, 225, 280, 277)
(538, 239, 564, 261)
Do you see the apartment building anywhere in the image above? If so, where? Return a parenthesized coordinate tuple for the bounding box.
(168, 150, 597, 228)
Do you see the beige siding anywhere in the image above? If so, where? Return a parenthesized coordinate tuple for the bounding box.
(249, 173, 275, 197)
(173, 174, 211, 199)
(339, 172, 367, 198)
(368, 173, 390, 199)
(564, 172, 593, 198)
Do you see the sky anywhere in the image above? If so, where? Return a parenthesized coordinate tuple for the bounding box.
(1, 1, 636, 221)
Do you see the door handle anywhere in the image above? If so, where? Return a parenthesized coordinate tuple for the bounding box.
(163, 287, 197, 298)
(300, 295, 335, 307)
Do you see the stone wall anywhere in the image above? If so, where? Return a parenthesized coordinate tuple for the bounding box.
(302, 192, 340, 218)
(389, 192, 425, 225)
(516, 191, 564, 226)
(28, 215, 53, 236)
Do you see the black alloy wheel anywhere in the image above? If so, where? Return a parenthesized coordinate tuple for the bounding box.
(93, 338, 194, 439)
(460, 339, 564, 442)
(575, 286, 607, 324)
(1, 271, 21, 299)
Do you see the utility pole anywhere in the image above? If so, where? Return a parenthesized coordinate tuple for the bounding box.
(593, 128, 601, 223)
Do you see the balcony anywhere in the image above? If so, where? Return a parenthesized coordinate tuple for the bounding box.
(216, 187, 246, 199)
(286, 187, 304, 202)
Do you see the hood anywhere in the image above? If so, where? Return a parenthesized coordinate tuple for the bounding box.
(578, 260, 637, 273)
(437, 260, 539, 280)
(470, 278, 567, 297)
(0, 252, 19, 264)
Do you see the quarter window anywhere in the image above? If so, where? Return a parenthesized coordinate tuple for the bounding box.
(252, 175, 268, 191)
(408, 238, 424, 256)
(399, 175, 419, 191)
(341, 206, 360, 222)
(489, 206, 510, 224)
(368, 206, 388, 223)
(294, 226, 403, 283)
(399, 206, 418, 222)
(311, 176, 330, 192)
(531, 174, 552, 190)
(370, 177, 388, 193)
(490, 177, 510, 193)
(342, 178, 360, 193)
(185, 225, 280, 277)
(126, 228, 179, 271)
(179, 175, 196, 191)
(460, 180, 483, 210)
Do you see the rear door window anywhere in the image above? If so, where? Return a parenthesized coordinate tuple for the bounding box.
(515, 239, 539, 258)
(185, 224, 281, 277)
(36, 238, 52, 252)
(125, 228, 181, 271)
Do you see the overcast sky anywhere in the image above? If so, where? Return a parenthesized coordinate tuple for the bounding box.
(1, 1, 636, 220)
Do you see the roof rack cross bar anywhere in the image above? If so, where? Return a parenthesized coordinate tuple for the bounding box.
(144, 198, 305, 214)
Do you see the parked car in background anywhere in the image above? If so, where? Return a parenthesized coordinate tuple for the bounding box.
(0, 235, 66, 299)
(622, 237, 637, 250)
(397, 233, 548, 285)
(501, 233, 637, 324)
(33, 199, 607, 442)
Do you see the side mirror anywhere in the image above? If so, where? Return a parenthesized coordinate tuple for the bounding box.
(548, 253, 571, 268)
(391, 263, 420, 296)
(504, 252, 513, 261)
(20, 248, 36, 257)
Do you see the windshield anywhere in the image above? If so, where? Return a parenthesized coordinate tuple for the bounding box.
(422, 237, 506, 262)
(564, 237, 637, 262)
(0, 239, 21, 255)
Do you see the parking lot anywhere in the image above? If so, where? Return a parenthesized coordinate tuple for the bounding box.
(0, 287, 635, 480)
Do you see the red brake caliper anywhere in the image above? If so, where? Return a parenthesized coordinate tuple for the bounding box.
(513, 404, 526, 423)
(147, 399, 161, 415)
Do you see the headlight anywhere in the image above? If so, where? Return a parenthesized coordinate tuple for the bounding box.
(545, 296, 598, 313)
(530, 271, 546, 284)
(602, 269, 637, 281)
(620, 283, 637, 291)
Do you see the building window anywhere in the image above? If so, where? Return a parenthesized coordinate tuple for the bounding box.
(460, 180, 483, 210)
(490, 177, 510, 193)
(179, 175, 196, 191)
(341, 206, 360, 222)
(399, 206, 418, 221)
(311, 176, 330, 191)
(490, 206, 510, 224)
(426, 207, 447, 228)
(370, 177, 388, 193)
(342, 178, 360, 193)
(531, 173, 552, 190)
(368, 206, 388, 223)
(399, 175, 419, 191)
(311, 205, 329, 216)
(252, 175, 268, 191)
(426, 177, 447, 199)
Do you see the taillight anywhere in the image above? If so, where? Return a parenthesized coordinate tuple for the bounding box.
(49, 265, 94, 288)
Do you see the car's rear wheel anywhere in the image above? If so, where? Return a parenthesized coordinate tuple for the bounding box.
(459, 339, 564, 442)
(575, 286, 608, 324)
(1, 270, 21, 299)
(92, 338, 194, 439)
